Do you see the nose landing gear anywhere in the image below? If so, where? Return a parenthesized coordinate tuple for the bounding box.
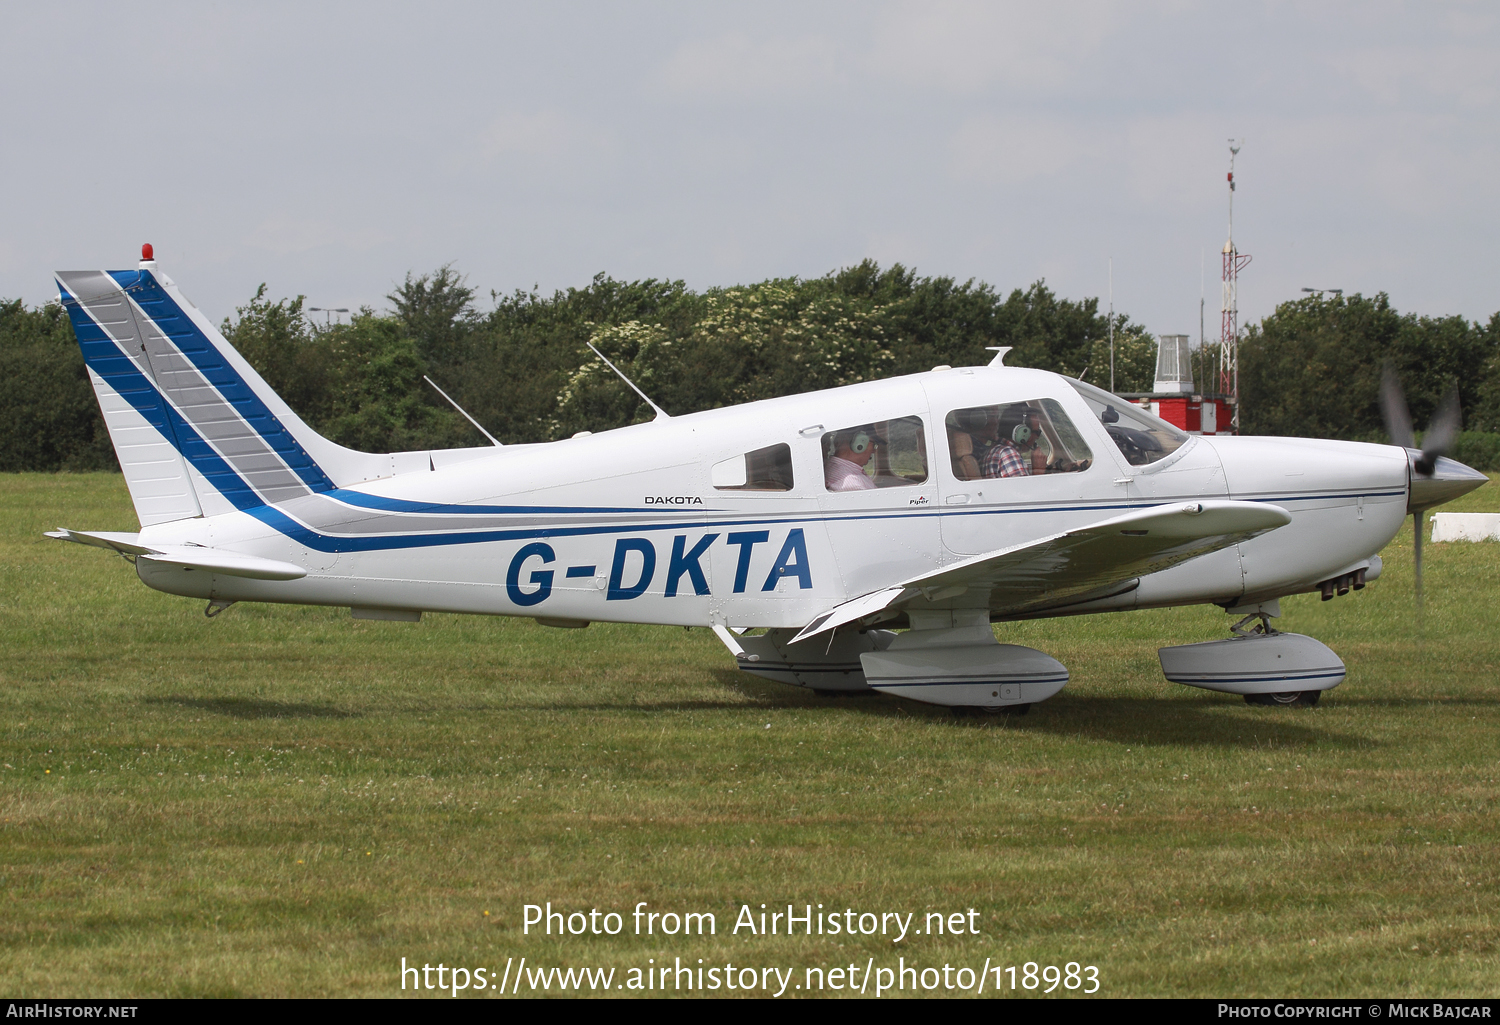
(1158, 610, 1345, 707)
(1244, 689, 1321, 708)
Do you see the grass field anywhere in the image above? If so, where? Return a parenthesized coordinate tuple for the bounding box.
(2, 472, 1498, 998)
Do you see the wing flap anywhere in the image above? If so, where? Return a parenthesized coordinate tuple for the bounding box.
(789, 586, 910, 645)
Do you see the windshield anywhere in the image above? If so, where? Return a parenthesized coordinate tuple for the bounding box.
(1065, 378, 1190, 467)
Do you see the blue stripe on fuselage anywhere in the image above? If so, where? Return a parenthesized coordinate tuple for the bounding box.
(261, 489, 1405, 554)
(323, 489, 713, 516)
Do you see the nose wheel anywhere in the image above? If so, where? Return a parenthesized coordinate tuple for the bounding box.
(1244, 690, 1321, 708)
(951, 703, 1031, 718)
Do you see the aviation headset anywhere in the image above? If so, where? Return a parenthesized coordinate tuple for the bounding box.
(1011, 423, 1033, 445)
(850, 430, 874, 454)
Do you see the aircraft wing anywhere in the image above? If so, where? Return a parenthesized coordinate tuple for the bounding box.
(46, 528, 307, 581)
(790, 500, 1289, 644)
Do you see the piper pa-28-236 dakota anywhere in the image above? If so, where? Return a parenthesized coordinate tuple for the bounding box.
(48, 248, 1488, 712)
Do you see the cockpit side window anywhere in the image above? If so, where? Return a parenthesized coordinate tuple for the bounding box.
(711, 443, 794, 491)
(822, 416, 928, 492)
(1065, 379, 1190, 467)
(945, 399, 1094, 481)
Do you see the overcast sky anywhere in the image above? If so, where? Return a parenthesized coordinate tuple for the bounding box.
(4, 2, 1497, 337)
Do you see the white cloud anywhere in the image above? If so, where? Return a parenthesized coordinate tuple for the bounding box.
(243, 214, 389, 258)
(1247, 112, 1499, 219)
(1119, 115, 1231, 210)
(862, 229, 931, 270)
(654, 31, 845, 99)
(949, 115, 1091, 184)
(1330, 44, 1500, 109)
(867, 0, 1119, 93)
(476, 110, 611, 162)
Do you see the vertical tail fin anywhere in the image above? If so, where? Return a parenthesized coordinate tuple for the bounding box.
(56, 254, 400, 525)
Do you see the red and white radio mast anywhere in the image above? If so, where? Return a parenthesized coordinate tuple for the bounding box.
(1220, 141, 1252, 432)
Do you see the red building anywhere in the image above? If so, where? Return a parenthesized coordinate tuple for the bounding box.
(1126, 334, 1235, 435)
(1143, 395, 1234, 435)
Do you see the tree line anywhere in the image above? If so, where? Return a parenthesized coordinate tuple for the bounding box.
(3, 260, 1498, 473)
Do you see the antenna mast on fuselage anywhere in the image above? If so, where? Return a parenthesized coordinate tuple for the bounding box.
(586, 342, 671, 422)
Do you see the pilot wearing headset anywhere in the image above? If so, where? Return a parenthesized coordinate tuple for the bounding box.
(824, 426, 880, 491)
(982, 409, 1045, 478)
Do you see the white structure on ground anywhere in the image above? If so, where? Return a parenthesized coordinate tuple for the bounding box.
(1431, 513, 1500, 542)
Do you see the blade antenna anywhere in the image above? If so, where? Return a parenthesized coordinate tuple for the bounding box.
(586, 342, 670, 421)
(423, 376, 502, 447)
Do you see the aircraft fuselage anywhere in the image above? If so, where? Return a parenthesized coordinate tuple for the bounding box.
(131, 366, 1410, 629)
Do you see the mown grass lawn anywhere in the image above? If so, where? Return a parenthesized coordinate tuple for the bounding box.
(1, 472, 1497, 998)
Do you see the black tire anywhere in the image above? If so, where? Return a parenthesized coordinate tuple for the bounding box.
(952, 703, 1030, 718)
(1244, 690, 1321, 708)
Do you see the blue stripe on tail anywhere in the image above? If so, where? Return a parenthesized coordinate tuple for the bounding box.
(60, 276, 319, 511)
(106, 270, 335, 494)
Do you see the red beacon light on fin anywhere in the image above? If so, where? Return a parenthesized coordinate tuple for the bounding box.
(141, 243, 154, 261)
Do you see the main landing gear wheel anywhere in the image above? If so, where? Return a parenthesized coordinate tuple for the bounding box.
(1244, 691, 1321, 708)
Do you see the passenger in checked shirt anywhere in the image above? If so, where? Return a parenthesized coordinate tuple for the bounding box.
(983, 412, 1046, 477)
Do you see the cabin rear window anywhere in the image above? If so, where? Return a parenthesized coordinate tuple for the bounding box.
(945, 399, 1094, 480)
(711, 443, 794, 491)
(822, 416, 928, 492)
(1066, 379, 1190, 466)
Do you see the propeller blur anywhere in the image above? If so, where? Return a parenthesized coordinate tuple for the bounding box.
(1379, 363, 1487, 610)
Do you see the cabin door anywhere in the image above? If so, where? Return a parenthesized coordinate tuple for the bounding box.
(934, 395, 1116, 557)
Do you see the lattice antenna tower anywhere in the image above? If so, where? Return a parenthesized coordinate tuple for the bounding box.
(1220, 140, 1252, 432)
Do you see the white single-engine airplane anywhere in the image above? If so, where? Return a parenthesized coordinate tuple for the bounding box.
(48, 249, 1488, 712)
